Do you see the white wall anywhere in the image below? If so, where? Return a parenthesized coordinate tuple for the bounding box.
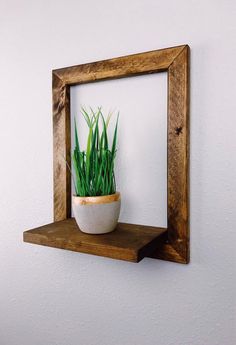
(71, 74, 167, 227)
(0, 1, 235, 345)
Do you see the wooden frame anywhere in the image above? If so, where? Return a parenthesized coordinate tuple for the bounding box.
(52, 44, 190, 264)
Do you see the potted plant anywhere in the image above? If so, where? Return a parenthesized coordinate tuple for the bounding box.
(72, 107, 120, 234)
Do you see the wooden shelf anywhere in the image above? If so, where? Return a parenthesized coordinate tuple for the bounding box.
(23, 218, 167, 263)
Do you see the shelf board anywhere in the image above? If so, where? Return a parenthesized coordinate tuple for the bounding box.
(23, 218, 167, 263)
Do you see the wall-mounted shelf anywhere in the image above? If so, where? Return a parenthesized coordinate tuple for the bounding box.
(24, 219, 166, 263)
(23, 44, 190, 264)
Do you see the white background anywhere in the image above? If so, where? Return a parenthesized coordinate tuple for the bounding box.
(0, 1, 235, 345)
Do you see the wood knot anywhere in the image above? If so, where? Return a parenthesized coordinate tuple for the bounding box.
(175, 126, 182, 135)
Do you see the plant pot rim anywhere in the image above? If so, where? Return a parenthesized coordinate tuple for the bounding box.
(72, 192, 120, 205)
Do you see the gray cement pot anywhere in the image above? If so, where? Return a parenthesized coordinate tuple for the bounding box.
(72, 192, 121, 234)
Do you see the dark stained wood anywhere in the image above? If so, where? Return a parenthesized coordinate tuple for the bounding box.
(149, 243, 187, 264)
(53, 73, 71, 221)
(151, 45, 190, 263)
(168, 45, 190, 262)
(50, 44, 190, 264)
(24, 219, 167, 263)
(53, 45, 185, 85)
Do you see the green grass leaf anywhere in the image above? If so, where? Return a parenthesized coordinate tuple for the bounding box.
(72, 107, 119, 196)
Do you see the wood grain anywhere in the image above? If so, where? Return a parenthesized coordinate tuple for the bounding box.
(51, 44, 190, 264)
(167, 45, 189, 262)
(24, 219, 167, 263)
(53, 45, 185, 85)
(53, 73, 71, 221)
(151, 45, 190, 263)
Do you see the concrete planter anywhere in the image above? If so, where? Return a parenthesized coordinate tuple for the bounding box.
(72, 192, 121, 234)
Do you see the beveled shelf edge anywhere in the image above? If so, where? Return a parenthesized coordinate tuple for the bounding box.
(23, 218, 167, 263)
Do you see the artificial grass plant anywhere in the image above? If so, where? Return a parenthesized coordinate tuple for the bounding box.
(72, 107, 119, 197)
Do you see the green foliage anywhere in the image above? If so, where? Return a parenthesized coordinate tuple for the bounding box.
(72, 107, 119, 197)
